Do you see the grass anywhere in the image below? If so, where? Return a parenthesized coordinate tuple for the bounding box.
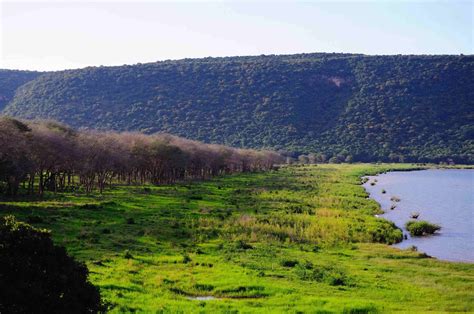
(1, 164, 473, 313)
(406, 220, 441, 236)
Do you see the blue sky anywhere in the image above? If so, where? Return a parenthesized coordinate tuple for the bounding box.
(1, 1, 472, 71)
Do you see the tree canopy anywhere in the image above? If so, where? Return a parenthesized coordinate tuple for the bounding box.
(0, 118, 282, 196)
(2, 53, 473, 163)
(0, 215, 104, 313)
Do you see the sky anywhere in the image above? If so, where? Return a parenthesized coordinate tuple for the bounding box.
(0, 0, 472, 71)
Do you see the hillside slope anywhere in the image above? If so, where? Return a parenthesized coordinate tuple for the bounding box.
(2, 53, 474, 163)
(0, 70, 40, 111)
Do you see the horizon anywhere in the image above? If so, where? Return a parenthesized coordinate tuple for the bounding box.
(1, 50, 471, 73)
(1, 1, 472, 71)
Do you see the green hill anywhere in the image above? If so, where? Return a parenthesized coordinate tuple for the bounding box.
(0, 70, 41, 111)
(2, 53, 473, 163)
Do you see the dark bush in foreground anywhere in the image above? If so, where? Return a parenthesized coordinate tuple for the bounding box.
(0, 215, 104, 313)
(406, 220, 441, 236)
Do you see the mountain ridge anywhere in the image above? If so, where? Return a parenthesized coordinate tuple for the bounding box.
(1, 53, 473, 163)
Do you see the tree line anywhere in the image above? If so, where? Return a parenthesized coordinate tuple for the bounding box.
(0, 117, 283, 196)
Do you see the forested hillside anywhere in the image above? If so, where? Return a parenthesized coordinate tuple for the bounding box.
(0, 70, 40, 111)
(2, 53, 473, 163)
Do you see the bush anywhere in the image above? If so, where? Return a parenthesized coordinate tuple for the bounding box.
(405, 220, 441, 236)
(123, 250, 133, 259)
(367, 220, 403, 244)
(0, 215, 104, 313)
(295, 263, 351, 286)
(182, 254, 192, 263)
(281, 259, 299, 267)
(234, 239, 253, 250)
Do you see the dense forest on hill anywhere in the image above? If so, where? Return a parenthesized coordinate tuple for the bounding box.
(2, 53, 473, 163)
(0, 70, 41, 111)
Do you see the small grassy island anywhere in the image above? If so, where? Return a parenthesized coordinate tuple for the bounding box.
(1, 163, 473, 312)
(406, 220, 442, 236)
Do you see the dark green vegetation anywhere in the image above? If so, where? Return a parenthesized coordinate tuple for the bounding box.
(1, 164, 473, 313)
(0, 69, 40, 111)
(406, 220, 442, 236)
(0, 215, 103, 313)
(2, 53, 473, 163)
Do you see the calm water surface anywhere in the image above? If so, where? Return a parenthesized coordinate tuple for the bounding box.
(364, 169, 474, 263)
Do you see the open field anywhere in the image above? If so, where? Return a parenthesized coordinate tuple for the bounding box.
(1, 164, 473, 313)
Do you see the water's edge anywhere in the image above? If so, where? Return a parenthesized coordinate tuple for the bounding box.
(361, 168, 474, 263)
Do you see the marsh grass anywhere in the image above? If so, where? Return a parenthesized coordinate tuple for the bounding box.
(406, 220, 441, 236)
(0, 164, 472, 312)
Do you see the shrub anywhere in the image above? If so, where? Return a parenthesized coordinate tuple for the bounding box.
(182, 254, 192, 263)
(295, 263, 351, 286)
(405, 220, 441, 236)
(0, 215, 104, 313)
(234, 239, 253, 250)
(123, 250, 133, 259)
(367, 220, 403, 244)
(281, 259, 299, 267)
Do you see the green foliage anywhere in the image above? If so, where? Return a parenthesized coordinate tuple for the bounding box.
(0, 215, 104, 313)
(280, 259, 299, 267)
(2, 53, 473, 163)
(234, 239, 253, 250)
(296, 263, 351, 286)
(0, 164, 472, 312)
(406, 220, 441, 236)
(0, 70, 40, 111)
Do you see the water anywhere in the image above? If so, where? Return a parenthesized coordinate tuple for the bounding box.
(187, 296, 218, 301)
(363, 169, 474, 263)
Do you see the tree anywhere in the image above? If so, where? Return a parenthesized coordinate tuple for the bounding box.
(0, 117, 32, 195)
(345, 155, 353, 163)
(0, 118, 284, 196)
(307, 153, 317, 164)
(0, 215, 104, 313)
(298, 155, 309, 164)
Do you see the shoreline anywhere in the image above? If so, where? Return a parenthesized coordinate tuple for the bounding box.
(362, 168, 474, 263)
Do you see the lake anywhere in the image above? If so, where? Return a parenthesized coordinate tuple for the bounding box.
(364, 169, 474, 263)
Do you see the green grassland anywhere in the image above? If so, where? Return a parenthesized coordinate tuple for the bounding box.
(1, 164, 473, 313)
